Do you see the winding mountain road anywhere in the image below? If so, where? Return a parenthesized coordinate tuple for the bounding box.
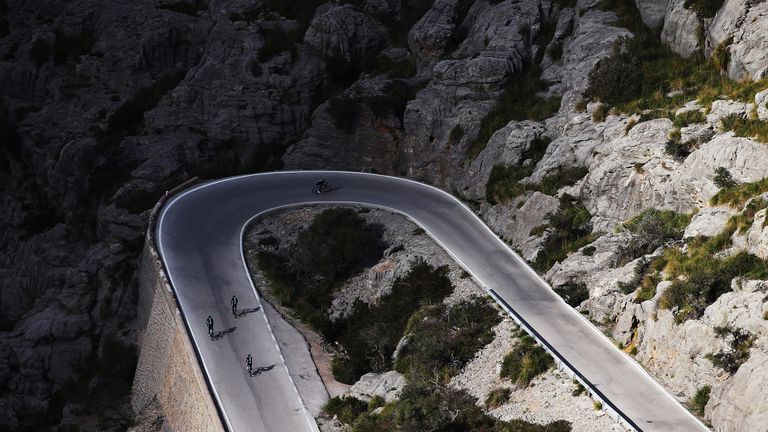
(156, 170, 709, 432)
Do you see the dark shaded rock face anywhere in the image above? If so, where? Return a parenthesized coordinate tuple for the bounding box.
(0, 0, 388, 428)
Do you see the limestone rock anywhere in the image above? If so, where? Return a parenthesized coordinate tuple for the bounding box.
(349, 371, 406, 403)
(755, 88, 768, 120)
(660, 0, 701, 57)
(509, 192, 560, 261)
(684, 207, 733, 238)
(463, 121, 547, 200)
(707, 351, 768, 431)
(706, 99, 752, 126)
(635, 0, 669, 30)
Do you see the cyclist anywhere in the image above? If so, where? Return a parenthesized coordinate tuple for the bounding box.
(246, 354, 253, 375)
(206, 315, 214, 338)
(231, 295, 239, 317)
(315, 179, 328, 191)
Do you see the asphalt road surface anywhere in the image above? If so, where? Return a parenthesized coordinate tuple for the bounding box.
(157, 171, 709, 432)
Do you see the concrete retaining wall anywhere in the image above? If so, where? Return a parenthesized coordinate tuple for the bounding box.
(131, 179, 224, 432)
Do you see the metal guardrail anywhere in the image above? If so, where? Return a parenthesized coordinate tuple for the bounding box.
(486, 288, 640, 432)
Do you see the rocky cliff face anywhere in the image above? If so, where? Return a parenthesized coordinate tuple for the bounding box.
(3, 0, 768, 429)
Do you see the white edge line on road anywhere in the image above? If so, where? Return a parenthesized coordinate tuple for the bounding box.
(239, 207, 322, 432)
(159, 170, 710, 432)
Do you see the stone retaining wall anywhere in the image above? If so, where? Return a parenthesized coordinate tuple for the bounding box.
(130, 179, 224, 432)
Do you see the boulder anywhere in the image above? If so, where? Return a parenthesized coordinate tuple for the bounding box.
(635, 0, 670, 30)
(349, 371, 406, 403)
(660, 0, 701, 57)
(684, 207, 733, 238)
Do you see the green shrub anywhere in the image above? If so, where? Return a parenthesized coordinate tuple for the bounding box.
(659, 245, 768, 321)
(334, 260, 454, 383)
(664, 139, 691, 159)
(395, 298, 501, 381)
(584, 40, 641, 106)
(256, 208, 386, 332)
(705, 327, 754, 373)
(710, 177, 768, 207)
(485, 387, 511, 409)
(536, 166, 589, 196)
(617, 209, 691, 263)
(486, 164, 533, 204)
(484, 137, 552, 204)
(500, 333, 554, 386)
(673, 110, 706, 128)
(294, 208, 385, 283)
(328, 97, 360, 133)
(380, 0, 434, 47)
(325, 396, 369, 425)
(553, 282, 589, 307)
(690, 385, 710, 416)
(720, 114, 768, 143)
(533, 194, 596, 272)
(581, 246, 596, 256)
(713, 167, 738, 189)
(467, 68, 561, 159)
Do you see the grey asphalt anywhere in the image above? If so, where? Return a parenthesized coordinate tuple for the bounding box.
(157, 170, 709, 432)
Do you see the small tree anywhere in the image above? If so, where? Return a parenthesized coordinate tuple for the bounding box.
(713, 167, 737, 189)
(584, 38, 641, 105)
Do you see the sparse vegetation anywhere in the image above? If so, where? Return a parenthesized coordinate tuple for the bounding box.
(364, 52, 417, 79)
(331, 260, 455, 383)
(720, 114, 768, 143)
(713, 167, 738, 189)
(94, 72, 186, 146)
(584, 39, 641, 106)
(581, 246, 596, 256)
(485, 387, 512, 409)
(537, 166, 589, 196)
(705, 326, 754, 374)
(673, 110, 706, 128)
(395, 298, 501, 381)
(658, 239, 768, 321)
(326, 379, 572, 431)
(256, 208, 385, 331)
(533, 194, 596, 272)
(449, 124, 465, 145)
(710, 177, 768, 207)
(690, 385, 711, 417)
(553, 282, 589, 307)
(325, 396, 369, 425)
(484, 137, 551, 204)
(616, 209, 691, 264)
(500, 331, 554, 386)
(468, 69, 561, 159)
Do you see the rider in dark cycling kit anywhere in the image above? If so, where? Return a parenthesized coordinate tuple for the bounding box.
(316, 179, 328, 190)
